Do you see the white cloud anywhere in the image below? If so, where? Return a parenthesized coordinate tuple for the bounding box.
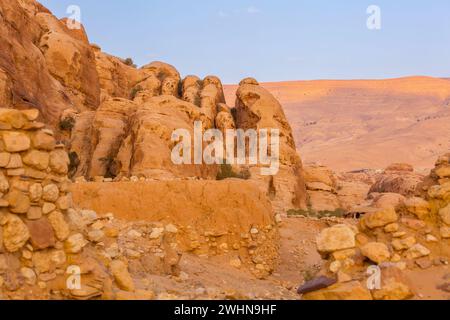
(218, 6, 261, 18)
(218, 10, 229, 18)
(246, 6, 261, 14)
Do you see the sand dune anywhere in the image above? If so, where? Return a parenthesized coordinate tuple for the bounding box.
(225, 76, 450, 171)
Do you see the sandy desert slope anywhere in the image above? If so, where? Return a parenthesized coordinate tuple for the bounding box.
(225, 77, 450, 172)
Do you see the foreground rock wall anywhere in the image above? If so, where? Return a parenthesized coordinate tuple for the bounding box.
(0, 108, 75, 297)
(71, 179, 279, 278)
(0, 108, 187, 300)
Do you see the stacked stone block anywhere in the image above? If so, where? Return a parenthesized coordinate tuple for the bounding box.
(0, 108, 80, 295)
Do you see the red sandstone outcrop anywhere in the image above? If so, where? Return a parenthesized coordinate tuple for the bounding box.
(369, 163, 425, 196)
(235, 78, 308, 212)
(0, 0, 101, 127)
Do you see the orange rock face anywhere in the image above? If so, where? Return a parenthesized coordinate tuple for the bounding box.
(0, 0, 100, 126)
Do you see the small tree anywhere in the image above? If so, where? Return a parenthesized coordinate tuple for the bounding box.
(124, 58, 137, 68)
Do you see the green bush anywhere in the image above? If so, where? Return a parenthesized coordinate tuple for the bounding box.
(59, 117, 75, 131)
(130, 85, 143, 99)
(216, 164, 251, 181)
(287, 208, 346, 219)
(99, 156, 117, 179)
(124, 57, 137, 68)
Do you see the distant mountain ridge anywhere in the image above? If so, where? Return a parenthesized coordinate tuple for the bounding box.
(224, 76, 450, 171)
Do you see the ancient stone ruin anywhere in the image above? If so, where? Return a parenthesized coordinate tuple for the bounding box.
(300, 155, 450, 300)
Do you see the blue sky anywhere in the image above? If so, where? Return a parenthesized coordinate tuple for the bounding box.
(40, 0, 450, 83)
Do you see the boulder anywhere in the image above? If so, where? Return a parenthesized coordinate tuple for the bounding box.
(360, 242, 391, 264)
(302, 281, 373, 300)
(439, 204, 450, 226)
(361, 207, 398, 229)
(316, 225, 356, 254)
(297, 276, 337, 294)
(2, 214, 30, 252)
(404, 197, 431, 220)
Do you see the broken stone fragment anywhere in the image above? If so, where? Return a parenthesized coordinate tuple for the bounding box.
(404, 197, 430, 220)
(48, 211, 70, 241)
(392, 236, 416, 251)
(110, 260, 135, 292)
(360, 242, 391, 264)
(439, 204, 450, 226)
(297, 276, 337, 295)
(0, 172, 9, 193)
(49, 149, 70, 174)
(405, 244, 430, 260)
(65, 233, 87, 253)
(27, 206, 43, 220)
(0, 152, 11, 167)
(302, 281, 373, 300)
(0, 109, 29, 129)
(6, 153, 22, 169)
(440, 226, 450, 238)
(21, 109, 40, 121)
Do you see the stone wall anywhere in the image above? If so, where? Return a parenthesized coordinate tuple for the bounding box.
(71, 179, 280, 279)
(0, 108, 80, 298)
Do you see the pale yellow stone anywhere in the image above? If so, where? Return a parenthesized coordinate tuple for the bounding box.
(2, 214, 30, 252)
(48, 211, 70, 241)
(2, 132, 31, 152)
(42, 184, 59, 202)
(0, 152, 11, 167)
(22, 150, 50, 170)
(6, 153, 23, 169)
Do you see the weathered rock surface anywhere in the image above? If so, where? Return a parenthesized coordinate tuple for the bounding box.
(306, 154, 450, 301)
(235, 80, 308, 212)
(0, 0, 100, 126)
(369, 163, 424, 196)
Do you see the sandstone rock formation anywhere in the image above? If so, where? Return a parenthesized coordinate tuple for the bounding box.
(61, 58, 308, 213)
(234, 78, 308, 212)
(0, 0, 101, 126)
(369, 163, 425, 196)
(1, 0, 309, 215)
(304, 164, 342, 212)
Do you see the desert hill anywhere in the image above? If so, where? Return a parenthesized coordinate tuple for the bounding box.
(225, 77, 450, 172)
